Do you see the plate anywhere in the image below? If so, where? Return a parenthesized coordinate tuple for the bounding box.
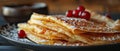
(0, 23, 120, 51)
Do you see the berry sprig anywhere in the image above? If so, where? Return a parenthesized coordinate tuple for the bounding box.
(66, 6, 91, 20)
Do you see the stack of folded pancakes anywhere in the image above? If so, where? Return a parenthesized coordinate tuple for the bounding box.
(18, 11, 120, 46)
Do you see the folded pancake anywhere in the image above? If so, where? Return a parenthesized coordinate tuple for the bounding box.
(25, 29, 86, 46)
(18, 23, 72, 41)
(18, 23, 86, 46)
(18, 12, 120, 46)
(30, 13, 120, 34)
(28, 14, 92, 44)
(87, 9, 120, 30)
(28, 13, 120, 45)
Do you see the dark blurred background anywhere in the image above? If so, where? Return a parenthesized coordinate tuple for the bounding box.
(0, 0, 119, 23)
(0, 0, 119, 14)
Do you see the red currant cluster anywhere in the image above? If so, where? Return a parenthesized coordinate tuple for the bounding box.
(66, 6, 91, 20)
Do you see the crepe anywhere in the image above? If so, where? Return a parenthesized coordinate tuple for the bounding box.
(18, 23, 86, 46)
(18, 12, 120, 46)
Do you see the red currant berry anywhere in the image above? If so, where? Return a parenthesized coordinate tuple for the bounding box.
(78, 11, 83, 17)
(66, 10, 73, 17)
(18, 30, 26, 38)
(79, 11, 91, 20)
(105, 13, 112, 19)
(73, 10, 80, 17)
(77, 5, 85, 12)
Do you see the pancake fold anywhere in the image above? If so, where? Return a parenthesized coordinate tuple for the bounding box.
(18, 12, 120, 46)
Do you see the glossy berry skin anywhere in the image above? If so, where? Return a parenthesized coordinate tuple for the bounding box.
(78, 11, 83, 17)
(73, 10, 80, 17)
(79, 11, 91, 20)
(18, 30, 26, 38)
(77, 6, 85, 12)
(66, 10, 73, 17)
